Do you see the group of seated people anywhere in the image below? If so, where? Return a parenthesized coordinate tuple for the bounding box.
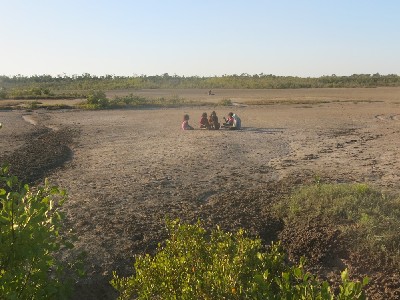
(181, 111, 241, 130)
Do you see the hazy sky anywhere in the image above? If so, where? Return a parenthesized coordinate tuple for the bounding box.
(1, 0, 399, 77)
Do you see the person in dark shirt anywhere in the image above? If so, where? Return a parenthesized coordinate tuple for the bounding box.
(200, 112, 210, 129)
(208, 111, 220, 130)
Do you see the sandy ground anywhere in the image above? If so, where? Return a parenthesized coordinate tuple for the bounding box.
(1, 88, 400, 299)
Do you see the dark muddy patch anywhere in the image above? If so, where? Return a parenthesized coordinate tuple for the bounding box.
(0, 126, 78, 184)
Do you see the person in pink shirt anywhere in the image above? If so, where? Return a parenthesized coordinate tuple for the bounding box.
(181, 114, 194, 130)
(222, 112, 241, 130)
(222, 112, 234, 128)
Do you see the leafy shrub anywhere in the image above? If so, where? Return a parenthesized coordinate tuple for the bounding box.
(86, 90, 110, 108)
(219, 98, 233, 106)
(111, 220, 367, 299)
(0, 166, 77, 299)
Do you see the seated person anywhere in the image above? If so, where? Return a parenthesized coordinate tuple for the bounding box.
(181, 114, 194, 130)
(222, 112, 241, 130)
(208, 111, 220, 130)
(232, 113, 241, 129)
(222, 112, 234, 128)
(199, 112, 210, 129)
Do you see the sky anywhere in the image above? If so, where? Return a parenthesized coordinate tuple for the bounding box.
(1, 0, 399, 77)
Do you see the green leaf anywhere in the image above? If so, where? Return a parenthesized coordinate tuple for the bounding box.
(362, 276, 369, 286)
(282, 272, 290, 282)
(0, 215, 10, 223)
(341, 268, 349, 281)
(293, 267, 302, 279)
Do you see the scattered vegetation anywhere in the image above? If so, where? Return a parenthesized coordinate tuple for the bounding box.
(84, 90, 110, 108)
(111, 220, 368, 300)
(1, 158, 398, 299)
(78, 91, 206, 109)
(1, 73, 398, 110)
(0, 86, 81, 100)
(1, 73, 399, 100)
(0, 87, 7, 99)
(110, 93, 196, 108)
(274, 183, 400, 270)
(219, 98, 233, 106)
(0, 166, 82, 299)
(25, 100, 42, 109)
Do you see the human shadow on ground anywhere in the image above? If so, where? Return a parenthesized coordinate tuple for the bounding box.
(192, 127, 285, 133)
(239, 127, 286, 134)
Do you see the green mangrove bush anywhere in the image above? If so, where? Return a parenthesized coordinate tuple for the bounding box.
(85, 90, 110, 108)
(0, 166, 77, 299)
(111, 220, 368, 300)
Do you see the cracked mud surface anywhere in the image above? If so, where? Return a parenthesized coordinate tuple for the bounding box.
(1, 92, 400, 299)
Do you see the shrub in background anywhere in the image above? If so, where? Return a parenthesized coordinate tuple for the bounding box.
(0, 87, 7, 99)
(86, 90, 110, 108)
(219, 98, 233, 106)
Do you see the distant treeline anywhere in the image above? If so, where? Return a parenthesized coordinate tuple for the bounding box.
(1, 73, 400, 99)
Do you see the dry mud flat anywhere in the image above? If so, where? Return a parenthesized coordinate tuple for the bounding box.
(1, 90, 400, 299)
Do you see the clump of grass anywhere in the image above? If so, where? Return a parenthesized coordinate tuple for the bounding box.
(150, 95, 189, 107)
(274, 183, 400, 269)
(25, 100, 42, 109)
(111, 94, 147, 107)
(219, 98, 233, 106)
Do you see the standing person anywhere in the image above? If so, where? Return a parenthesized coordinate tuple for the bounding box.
(181, 114, 194, 130)
(209, 111, 220, 130)
(199, 112, 210, 129)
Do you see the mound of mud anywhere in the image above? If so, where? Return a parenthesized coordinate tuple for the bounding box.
(0, 126, 78, 184)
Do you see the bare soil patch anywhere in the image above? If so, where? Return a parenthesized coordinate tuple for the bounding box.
(1, 88, 400, 299)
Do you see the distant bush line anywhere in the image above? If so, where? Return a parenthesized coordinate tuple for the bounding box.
(81, 90, 202, 109)
(0, 87, 81, 101)
(1, 73, 400, 99)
